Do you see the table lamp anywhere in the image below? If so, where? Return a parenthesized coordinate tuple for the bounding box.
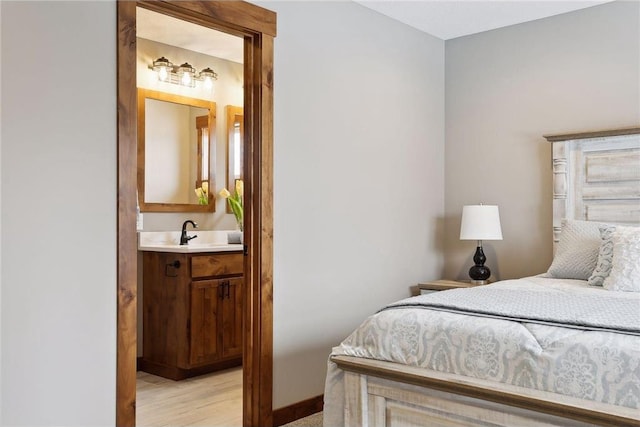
(460, 205, 502, 284)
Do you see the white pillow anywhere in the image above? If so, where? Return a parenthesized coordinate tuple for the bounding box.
(547, 219, 603, 280)
(603, 225, 640, 292)
(587, 225, 616, 287)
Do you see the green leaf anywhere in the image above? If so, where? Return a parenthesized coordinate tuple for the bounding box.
(228, 198, 243, 223)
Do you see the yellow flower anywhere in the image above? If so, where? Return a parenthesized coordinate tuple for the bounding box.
(201, 181, 209, 194)
(195, 186, 208, 205)
(235, 179, 244, 198)
(218, 181, 243, 231)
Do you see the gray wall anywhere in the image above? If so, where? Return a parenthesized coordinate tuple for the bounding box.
(263, 1, 445, 408)
(444, 1, 640, 282)
(1, 2, 116, 425)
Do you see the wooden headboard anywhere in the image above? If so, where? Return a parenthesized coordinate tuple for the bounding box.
(544, 127, 640, 246)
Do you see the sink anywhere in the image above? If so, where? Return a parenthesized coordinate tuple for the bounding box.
(138, 230, 243, 253)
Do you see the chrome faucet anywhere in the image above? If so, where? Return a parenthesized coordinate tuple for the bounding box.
(180, 220, 198, 245)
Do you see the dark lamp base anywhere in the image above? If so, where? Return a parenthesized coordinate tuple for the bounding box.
(468, 245, 491, 282)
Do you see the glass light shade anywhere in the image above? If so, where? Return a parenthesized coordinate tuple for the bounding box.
(152, 57, 172, 82)
(177, 63, 195, 87)
(158, 67, 169, 82)
(199, 67, 217, 90)
(460, 205, 503, 240)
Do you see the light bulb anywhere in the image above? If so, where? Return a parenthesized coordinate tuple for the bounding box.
(158, 67, 168, 82)
(199, 68, 217, 91)
(152, 57, 173, 82)
(177, 63, 195, 87)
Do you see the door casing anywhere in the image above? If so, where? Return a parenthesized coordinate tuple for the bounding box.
(116, 2, 276, 425)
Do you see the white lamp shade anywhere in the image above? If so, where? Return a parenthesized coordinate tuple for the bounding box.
(460, 205, 503, 240)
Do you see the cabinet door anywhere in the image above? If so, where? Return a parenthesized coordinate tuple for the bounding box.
(190, 279, 222, 366)
(221, 277, 243, 359)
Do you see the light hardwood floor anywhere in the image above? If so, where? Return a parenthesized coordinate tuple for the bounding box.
(136, 368, 242, 427)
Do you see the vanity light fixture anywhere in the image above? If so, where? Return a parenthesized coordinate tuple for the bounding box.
(151, 56, 218, 89)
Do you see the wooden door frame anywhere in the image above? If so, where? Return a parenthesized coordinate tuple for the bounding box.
(116, 2, 276, 426)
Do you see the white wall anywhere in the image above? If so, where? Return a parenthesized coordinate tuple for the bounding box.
(261, 1, 445, 408)
(1, 2, 116, 426)
(444, 1, 640, 281)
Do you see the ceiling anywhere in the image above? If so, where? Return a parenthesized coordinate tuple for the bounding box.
(353, 0, 614, 40)
(137, 1, 614, 62)
(137, 7, 244, 63)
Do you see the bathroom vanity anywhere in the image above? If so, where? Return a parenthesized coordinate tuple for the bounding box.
(139, 232, 244, 380)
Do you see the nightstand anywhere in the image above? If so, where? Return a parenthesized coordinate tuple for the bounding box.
(418, 279, 487, 294)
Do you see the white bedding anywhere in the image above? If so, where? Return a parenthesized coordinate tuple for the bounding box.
(324, 277, 640, 425)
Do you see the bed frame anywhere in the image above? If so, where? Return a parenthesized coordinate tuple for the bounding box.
(331, 127, 640, 427)
(547, 127, 640, 247)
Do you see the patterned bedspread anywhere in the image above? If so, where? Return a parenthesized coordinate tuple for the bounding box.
(384, 281, 640, 335)
(324, 277, 640, 425)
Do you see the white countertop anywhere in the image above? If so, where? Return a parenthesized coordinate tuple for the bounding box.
(138, 230, 243, 253)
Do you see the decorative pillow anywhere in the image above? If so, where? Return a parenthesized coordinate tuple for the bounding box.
(603, 225, 640, 292)
(547, 219, 603, 280)
(587, 225, 616, 286)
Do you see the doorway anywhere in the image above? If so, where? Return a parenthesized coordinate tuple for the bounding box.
(116, 2, 276, 426)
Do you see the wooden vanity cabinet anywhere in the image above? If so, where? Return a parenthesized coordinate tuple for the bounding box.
(141, 251, 243, 380)
(190, 276, 243, 365)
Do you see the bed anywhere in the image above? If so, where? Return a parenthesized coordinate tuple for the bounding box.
(324, 127, 640, 427)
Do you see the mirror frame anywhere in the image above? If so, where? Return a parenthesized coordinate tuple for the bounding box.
(226, 105, 244, 213)
(137, 88, 216, 212)
(117, 2, 276, 426)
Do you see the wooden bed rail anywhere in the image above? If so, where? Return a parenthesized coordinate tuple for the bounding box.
(331, 355, 640, 427)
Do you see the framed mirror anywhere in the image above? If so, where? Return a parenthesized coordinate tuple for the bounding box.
(137, 88, 216, 212)
(226, 105, 243, 212)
